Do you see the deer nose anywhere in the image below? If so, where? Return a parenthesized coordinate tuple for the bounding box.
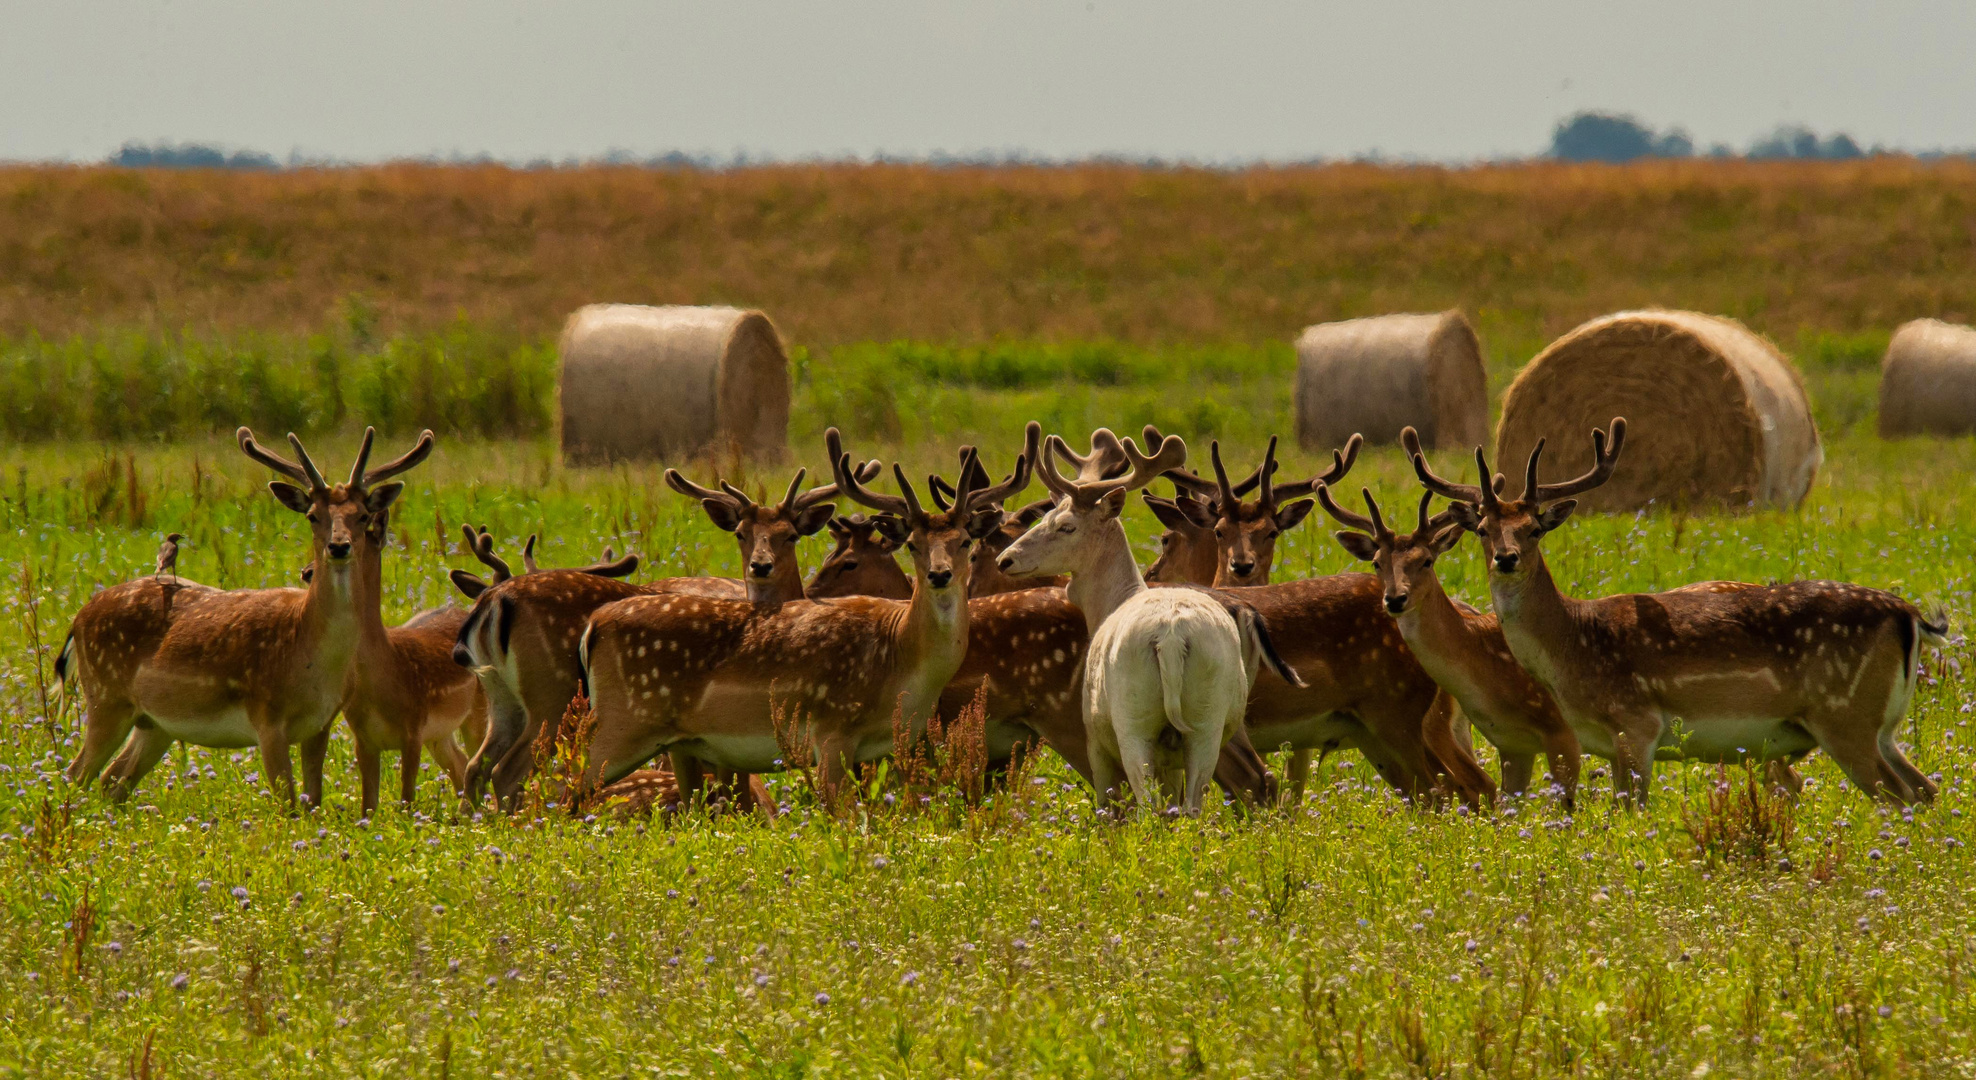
(1230, 560, 1256, 578)
(749, 561, 776, 578)
(326, 541, 352, 560)
(996, 556, 1015, 572)
(1494, 552, 1520, 573)
(927, 569, 954, 589)
(1385, 593, 1409, 614)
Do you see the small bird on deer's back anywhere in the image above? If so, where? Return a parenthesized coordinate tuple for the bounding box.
(155, 533, 184, 580)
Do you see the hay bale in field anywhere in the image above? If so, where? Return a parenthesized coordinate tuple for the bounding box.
(1496, 310, 1820, 512)
(559, 304, 790, 464)
(1294, 311, 1489, 452)
(1879, 318, 1976, 438)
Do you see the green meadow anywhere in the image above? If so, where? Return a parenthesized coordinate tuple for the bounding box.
(2, 335, 1975, 1077)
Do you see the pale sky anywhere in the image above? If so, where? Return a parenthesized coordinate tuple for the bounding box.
(5, 0, 1973, 163)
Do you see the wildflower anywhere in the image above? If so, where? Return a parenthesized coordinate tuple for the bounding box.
(814, 992, 831, 1006)
(871, 856, 889, 868)
(755, 973, 769, 987)
(1866, 888, 1886, 899)
(196, 880, 212, 893)
(1012, 939, 1029, 951)
(170, 973, 188, 991)
(336, 1017, 350, 1028)
(1465, 939, 1478, 953)
(1878, 1005, 1893, 1018)
(666, 889, 679, 899)
(105, 941, 122, 954)
(901, 970, 919, 986)
(432, 905, 446, 916)
(1868, 849, 1884, 861)
(292, 841, 307, 851)
(448, 959, 460, 974)
(1633, 860, 1646, 871)
(1517, 829, 1531, 839)
(231, 886, 250, 902)
(505, 969, 519, 981)
(486, 976, 497, 987)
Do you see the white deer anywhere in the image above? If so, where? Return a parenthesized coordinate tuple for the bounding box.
(998, 424, 1303, 815)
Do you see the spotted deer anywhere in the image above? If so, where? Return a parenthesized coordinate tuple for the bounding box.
(452, 459, 882, 809)
(1315, 457, 1581, 806)
(578, 434, 1028, 796)
(1413, 417, 1947, 805)
(59, 427, 434, 806)
(804, 513, 913, 601)
(997, 427, 1304, 813)
(1134, 432, 1491, 807)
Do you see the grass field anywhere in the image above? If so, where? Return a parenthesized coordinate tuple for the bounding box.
(5, 158, 1976, 1075)
(3, 395, 1976, 1076)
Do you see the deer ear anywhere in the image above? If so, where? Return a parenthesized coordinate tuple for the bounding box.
(1273, 498, 1316, 532)
(871, 515, 910, 546)
(366, 481, 405, 515)
(1535, 499, 1578, 535)
(826, 517, 850, 541)
(1333, 531, 1380, 562)
(1445, 501, 1482, 530)
(449, 568, 488, 600)
(1142, 496, 1196, 532)
(966, 508, 1006, 540)
(1099, 488, 1128, 521)
(700, 498, 743, 532)
(269, 481, 313, 514)
(1430, 523, 1468, 554)
(792, 502, 836, 537)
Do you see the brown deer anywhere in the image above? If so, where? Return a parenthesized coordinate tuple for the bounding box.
(60, 427, 433, 807)
(804, 513, 913, 600)
(578, 433, 1028, 796)
(1412, 417, 1947, 805)
(1130, 432, 1489, 807)
(1314, 461, 1581, 806)
(452, 461, 879, 809)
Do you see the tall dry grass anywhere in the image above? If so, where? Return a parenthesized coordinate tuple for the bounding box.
(2, 159, 1973, 346)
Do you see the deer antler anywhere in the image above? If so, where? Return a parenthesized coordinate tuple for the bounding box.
(1404, 425, 1492, 508)
(362, 429, 435, 486)
(462, 524, 514, 583)
(1270, 432, 1363, 503)
(664, 469, 747, 513)
(1049, 427, 1131, 483)
(1313, 483, 1374, 534)
(828, 427, 917, 518)
(521, 534, 540, 574)
(1528, 417, 1627, 503)
(1042, 428, 1187, 507)
(237, 428, 329, 491)
(1151, 425, 1270, 503)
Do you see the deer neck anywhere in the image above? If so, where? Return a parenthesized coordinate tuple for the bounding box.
(748, 563, 806, 608)
(1064, 520, 1147, 637)
(898, 568, 971, 673)
(302, 545, 370, 682)
(1398, 575, 1490, 683)
(1488, 549, 1582, 680)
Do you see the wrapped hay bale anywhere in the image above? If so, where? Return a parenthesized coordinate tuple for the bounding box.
(1879, 318, 1976, 438)
(1496, 310, 1821, 512)
(1294, 311, 1488, 451)
(559, 304, 790, 464)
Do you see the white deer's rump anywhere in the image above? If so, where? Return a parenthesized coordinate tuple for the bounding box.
(1084, 589, 1254, 814)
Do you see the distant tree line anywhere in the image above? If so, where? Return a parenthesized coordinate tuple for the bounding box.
(1549, 112, 1869, 163)
(110, 141, 280, 170)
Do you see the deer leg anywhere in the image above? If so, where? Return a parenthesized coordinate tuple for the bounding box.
(1544, 732, 1582, 811)
(669, 752, 706, 807)
(810, 733, 859, 811)
(66, 699, 139, 788)
(1498, 752, 1536, 800)
(1608, 715, 1662, 809)
(466, 676, 526, 807)
(1087, 739, 1126, 813)
(398, 734, 422, 807)
(1211, 726, 1275, 809)
(1114, 726, 1165, 813)
(298, 726, 331, 810)
(1183, 716, 1234, 818)
(355, 740, 383, 816)
(101, 721, 173, 803)
(1803, 712, 1915, 803)
(427, 733, 471, 794)
(1422, 691, 1494, 811)
(1283, 748, 1313, 805)
(1763, 758, 1806, 800)
(254, 724, 297, 807)
(1879, 733, 1936, 804)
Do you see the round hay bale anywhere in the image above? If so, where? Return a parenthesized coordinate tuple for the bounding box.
(1496, 310, 1821, 512)
(1879, 318, 1976, 438)
(559, 304, 790, 464)
(1294, 310, 1489, 452)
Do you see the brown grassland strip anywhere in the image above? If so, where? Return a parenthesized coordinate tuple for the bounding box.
(2, 159, 1973, 345)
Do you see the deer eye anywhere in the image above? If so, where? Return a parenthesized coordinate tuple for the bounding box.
(1422, 557, 1435, 568)
(306, 512, 319, 523)
(840, 560, 858, 570)
(1057, 524, 1075, 534)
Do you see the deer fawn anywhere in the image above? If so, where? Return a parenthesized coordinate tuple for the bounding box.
(998, 426, 1304, 814)
(578, 433, 1027, 799)
(1413, 417, 1947, 806)
(1316, 451, 1581, 806)
(451, 460, 880, 810)
(60, 427, 433, 807)
(1136, 431, 1491, 807)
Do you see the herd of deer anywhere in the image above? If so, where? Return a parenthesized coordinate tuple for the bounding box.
(56, 413, 1948, 820)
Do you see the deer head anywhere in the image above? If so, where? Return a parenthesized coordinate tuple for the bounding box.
(448, 525, 638, 600)
(665, 458, 878, 590)
(238, 426, 433, 580)
(1409, 419, 1626, 577)
(806, 513, 912, 599)
(998, 422, 1188, 580)
(1149, 428, 1360, 586)
(828, 429, 1029, 596)
(1317, 482, 1467, 616)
